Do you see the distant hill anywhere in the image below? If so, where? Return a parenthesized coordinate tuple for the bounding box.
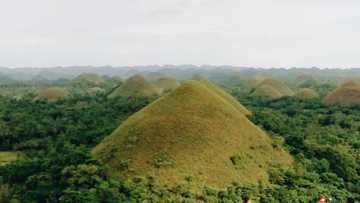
(248, 75, 269, 87)
(87, 87, 106, 95)
(295, 74, 318, 88)
(35, 87, 69, 101)
(323, 81, 360, 106)
(108, 74, 161, 98)
(72, 73, 106, 87)
(93, 80, 291, 190)
(250, 78, 294, 99)
(295, 88, 319, 99)
(154, 76, 180, 92)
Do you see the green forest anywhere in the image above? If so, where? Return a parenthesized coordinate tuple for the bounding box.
(0, 70, 359, 203)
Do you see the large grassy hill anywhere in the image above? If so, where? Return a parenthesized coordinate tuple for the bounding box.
(323, 80, 360, 106)
(72, 73, 106, 87)
(154, 76, 180, 92)
(295, 88, 319, 100)
(108, 74, 161, 98)
(250, 78, 294, 99)
(93, 80, 291, 190)
(35, 87, 69, 101)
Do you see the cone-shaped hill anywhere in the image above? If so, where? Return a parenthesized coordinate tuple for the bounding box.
(87, 87, 106, 95)
(73, 73, 106, 87)
(295, 88, 319, 100)
(250, 78, 294, 99)
(296, 74, 318, 88)
(108, 74, 161, 98)
(248, 75, 269, 88)
(323, 81, 360, 106)
(35, 87, 69, 101)
(154, 76, 180, 92)
(93, 80, 291, 189)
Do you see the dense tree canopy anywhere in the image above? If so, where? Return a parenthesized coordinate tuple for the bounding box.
(0, 82, 359, 202)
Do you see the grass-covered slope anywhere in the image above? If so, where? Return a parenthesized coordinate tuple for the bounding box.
(295, 88, 319, 99)
(0, 151, 22, 166)
(250, 84, 283, 99)
(73, 73, 106, 87)
(93, 80, 291, 189)
(108, 74, 161, 98)
(259, 79, 294, 96)
(201, 80, 251, 115)
(35, 87, 69, 101)
(323, 80, 360, 106)
(250, 78, 294, 99)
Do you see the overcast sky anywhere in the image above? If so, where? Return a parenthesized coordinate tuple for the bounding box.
(1, 0, 359, 68)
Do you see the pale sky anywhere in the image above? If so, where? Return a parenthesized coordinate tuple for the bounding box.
(1, 0, 359, 68)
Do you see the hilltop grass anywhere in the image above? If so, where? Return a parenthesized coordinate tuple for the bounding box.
(154, 76, 180, 92)
(93, 80, 292, 190)
(295, 88, 319, 99)
(35, 87, 69, 101)
(200, 80, 251, 115)
(0, 151, 22, 166)
(250, 84, 283, 100)
(73, 73, 106, 87)
(324, 80, 360, 106)
(250, 78, 294, 99)
(108, 74, 161, 98)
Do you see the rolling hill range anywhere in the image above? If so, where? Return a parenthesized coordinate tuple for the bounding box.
(93, 80, 292, 190)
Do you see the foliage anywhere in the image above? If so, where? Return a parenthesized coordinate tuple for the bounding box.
(1, 79, 360, 202)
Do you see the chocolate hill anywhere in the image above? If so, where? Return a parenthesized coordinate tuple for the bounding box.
(323, 80, 360, 106)
(93, 80, 291, 189)
(35, 87, 69, 101)
(295, 88, 319, 100)
(108, 74, 161, 98)
(250, 78, 294, 99)
(154, 76, 180, 92)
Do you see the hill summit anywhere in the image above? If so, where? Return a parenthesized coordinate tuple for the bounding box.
(35, 87, 69, 101)
(93, 80, 291, 189)
(323, 80, 360, 106)
(154, 76, 180, 92)
(250, 78, 294, 99)
(108, 74, 161, 98)
(73, 73, 106, 87)
(295, 88, 319, 100)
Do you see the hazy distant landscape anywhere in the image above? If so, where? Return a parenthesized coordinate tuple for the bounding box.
(1, 0, 360, 202)
(0, 66, 359, 202)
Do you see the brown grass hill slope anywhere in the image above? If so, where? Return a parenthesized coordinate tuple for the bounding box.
(323, 80, 360, 106)
(200, 80, 251, 116)
(35, 87, 69, 102)
(92, 80, 292, 190)
(295, 74, 318, 88)
(154, 76, 180, 92)
(248, 75, 269, 88)
(250, 78, 294, 99)
(295, 88, 319, 100)
(108, 74, 161, 98)
(73, 73, 106, 87)
(250, 84, 283, 100)
(259, 79, 294, 96)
